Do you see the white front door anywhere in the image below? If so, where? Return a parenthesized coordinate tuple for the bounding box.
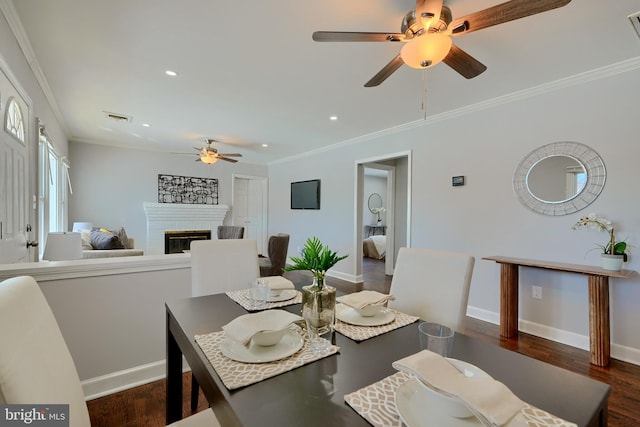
(232, 175, 268, 254)
(0, 61, 31, 263)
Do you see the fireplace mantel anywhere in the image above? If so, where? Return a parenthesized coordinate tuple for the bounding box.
(143, 202, 229, 255)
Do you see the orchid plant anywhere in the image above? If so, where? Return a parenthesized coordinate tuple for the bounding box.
(572, 213, 628, 261)
(371, 207, 386, 222)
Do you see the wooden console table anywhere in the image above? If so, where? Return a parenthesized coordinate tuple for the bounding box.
(483, 256, 636, 366)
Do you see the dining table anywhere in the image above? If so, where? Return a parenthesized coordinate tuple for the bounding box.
(166, 290, 610, 427)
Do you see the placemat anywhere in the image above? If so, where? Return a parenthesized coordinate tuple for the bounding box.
(226, 289, 302, 311)
(334, 305, 420, 342)
(344, 372, 578, 427)
(195, 328, 339, 390)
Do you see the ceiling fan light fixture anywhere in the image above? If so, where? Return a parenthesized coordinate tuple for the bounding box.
(200, 153, 218, 164)
(400, 33, 452, 69)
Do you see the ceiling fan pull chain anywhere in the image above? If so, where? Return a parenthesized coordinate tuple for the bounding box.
(421, 70, 428, 120)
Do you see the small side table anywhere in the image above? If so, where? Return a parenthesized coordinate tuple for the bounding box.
(366, 225, 386, 237)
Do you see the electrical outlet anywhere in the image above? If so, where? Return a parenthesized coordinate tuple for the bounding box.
(532, 286, 542, 300)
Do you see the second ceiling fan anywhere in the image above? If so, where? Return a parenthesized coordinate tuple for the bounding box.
(312, 0, 572, 87)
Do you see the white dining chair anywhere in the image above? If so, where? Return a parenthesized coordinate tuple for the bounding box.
(189, 238, 260, 410)
(190, 238, 260, 297)
(387, 247, 475, 333)
(0, 275, 220, 427)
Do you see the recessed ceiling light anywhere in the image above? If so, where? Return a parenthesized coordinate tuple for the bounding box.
(261, 144, 269, 148)
(165, 70, 178, 77)
(142, 123, 150, 127)
(329, 116, 338, 121)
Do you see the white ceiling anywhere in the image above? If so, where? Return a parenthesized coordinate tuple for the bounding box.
(9, 0, 640, 164)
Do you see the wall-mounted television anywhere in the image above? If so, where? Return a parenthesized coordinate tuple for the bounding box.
(291, 179, 320, 210)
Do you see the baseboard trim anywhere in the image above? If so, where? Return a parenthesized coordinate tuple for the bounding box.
(82, 361, 167, 401)
(466, 306, 640, 366)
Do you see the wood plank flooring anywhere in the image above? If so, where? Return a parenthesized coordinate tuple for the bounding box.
(87, 258, 640, 426)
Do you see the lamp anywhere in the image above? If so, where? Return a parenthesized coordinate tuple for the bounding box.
(200, 153, 218, 164)
(72, 222, 93, 232)
(400, 33, 452, 69)
(42, 232, 83, 261)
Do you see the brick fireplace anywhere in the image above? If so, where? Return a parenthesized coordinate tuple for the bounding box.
(143, 202, 229, 255)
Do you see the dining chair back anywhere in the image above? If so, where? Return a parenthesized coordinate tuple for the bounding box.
(191, 239, 260, 297)
(0, 275, 219, 427)
(217, 225, 244, 239)
(259, 233, 290, 277)
(387, 247, 475, 333)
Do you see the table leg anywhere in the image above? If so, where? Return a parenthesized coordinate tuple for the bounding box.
(166, 313, 183, 424)
(500, 263, 519, 337)
(588, 275, 610, 367)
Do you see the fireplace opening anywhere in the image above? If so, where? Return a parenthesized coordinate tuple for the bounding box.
(164, 230, 212, 254)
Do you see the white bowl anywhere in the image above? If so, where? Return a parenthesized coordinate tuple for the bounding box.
(252, 328, 287, 346)
(355, 304, 384, 317)
(418, 359, 491, 418)
(268, 289, 282, 297)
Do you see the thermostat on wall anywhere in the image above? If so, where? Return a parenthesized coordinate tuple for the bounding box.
(452, 176, 465, 187)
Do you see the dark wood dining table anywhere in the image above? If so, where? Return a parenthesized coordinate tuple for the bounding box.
(166, 292, 610, 427)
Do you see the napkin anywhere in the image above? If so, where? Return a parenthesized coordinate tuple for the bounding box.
(392, 350, 526, 427)
(260, 276, 295, 291)
(222, 309, 303, 345)
(337, 290, 395, 309)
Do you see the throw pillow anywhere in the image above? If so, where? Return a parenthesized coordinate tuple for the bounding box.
(112, 227, 130, 249)
(80, 230, 93, 250)
(90, 230, 125, 250)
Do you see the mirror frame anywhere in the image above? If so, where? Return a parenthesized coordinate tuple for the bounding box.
(367, 193, 383, 213)
(513, 141, 606, 216)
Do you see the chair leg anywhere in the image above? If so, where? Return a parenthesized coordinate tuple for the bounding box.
(190, 373, 200, 412)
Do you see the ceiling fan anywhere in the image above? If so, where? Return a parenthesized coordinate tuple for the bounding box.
(312, 0, 572, 87)
(193, 139, 243, 164)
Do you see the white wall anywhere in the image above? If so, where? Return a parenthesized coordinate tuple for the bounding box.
(68, 142, 268, 249)
(268, 65, 640, 363)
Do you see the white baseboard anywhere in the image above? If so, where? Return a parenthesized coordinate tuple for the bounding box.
(467, 306, 640, 366)
(82, 360, 175, 401)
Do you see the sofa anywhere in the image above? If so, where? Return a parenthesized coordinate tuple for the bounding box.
(80, 227, 144, 259)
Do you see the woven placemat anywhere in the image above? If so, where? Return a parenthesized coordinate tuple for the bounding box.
(334, 305, 419, 341)
(344, 372, 577, 427)
(226, 289, 302, 311)
(195, 328, 339, 390)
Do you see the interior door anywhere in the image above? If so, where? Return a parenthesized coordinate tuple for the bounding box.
(0, 63, 31, 263)
(232, 175, 267, 254)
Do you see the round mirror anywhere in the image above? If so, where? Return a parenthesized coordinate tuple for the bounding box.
(526, 155, 586, 203)
(513, 142, 605, 216)
(368, 193, 383, 213)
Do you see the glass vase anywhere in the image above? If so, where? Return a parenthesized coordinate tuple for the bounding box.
(301, 277, 336, 336)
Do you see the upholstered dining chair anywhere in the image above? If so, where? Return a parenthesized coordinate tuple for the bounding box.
(189, 239, 260, 410)
(387, 247, 475, 333)
(259, 233, 290, 277)
(0, 275, 219, 427)
(216, 225, 244, 239)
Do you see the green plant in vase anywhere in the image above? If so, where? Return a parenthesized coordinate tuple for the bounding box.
(284, 237, 348, 334)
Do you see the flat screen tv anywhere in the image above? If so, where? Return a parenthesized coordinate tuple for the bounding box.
(291, 179, 320, 210)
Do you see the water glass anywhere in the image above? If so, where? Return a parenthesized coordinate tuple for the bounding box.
(250, 279, 268, 310)
(418, 322, 454, 357)
(305, 314, 332, 353)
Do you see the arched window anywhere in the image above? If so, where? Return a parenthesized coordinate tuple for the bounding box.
(5, 97, 25, 143)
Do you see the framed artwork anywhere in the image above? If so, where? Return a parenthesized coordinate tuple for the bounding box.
(158, 174, 219, 204)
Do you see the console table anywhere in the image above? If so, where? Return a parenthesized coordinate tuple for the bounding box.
(483, 256, 636, 366)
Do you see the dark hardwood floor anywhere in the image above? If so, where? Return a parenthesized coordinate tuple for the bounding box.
(87, 257, 640, 426)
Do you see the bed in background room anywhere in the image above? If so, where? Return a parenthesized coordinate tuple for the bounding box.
(363, 235, 386, 259)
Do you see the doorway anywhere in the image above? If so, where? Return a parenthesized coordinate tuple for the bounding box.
(355, 151, 411, 282)
(232, 174, 268, 254)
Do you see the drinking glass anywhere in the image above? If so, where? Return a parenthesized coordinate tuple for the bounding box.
(250, 279, 268, 310)
(305, 313, 333, 353)
(418, 322, 454, 357)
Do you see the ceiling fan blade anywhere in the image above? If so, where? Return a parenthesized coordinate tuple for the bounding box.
(450, 0, 571, 36)
(218, 156, 239, 163)
(312, 31, 406, 42)
(364, 54, 405, 87)
(415, 0, 443, 30)
(442, 44, 487, 79)
(218, 153, 243, 157)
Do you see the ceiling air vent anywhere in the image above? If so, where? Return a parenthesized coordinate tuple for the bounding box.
(103, 111, 132, 123)
(629, 11, 640, 39)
